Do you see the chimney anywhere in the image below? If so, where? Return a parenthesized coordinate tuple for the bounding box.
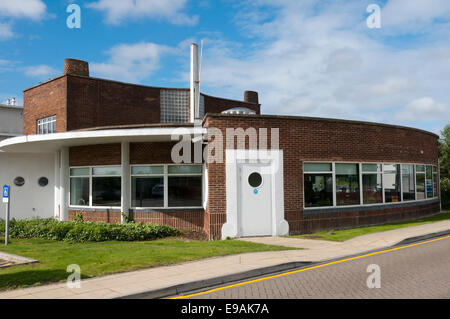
(244, 91, 259, 104)
(64, 58, 89, 77)
(190, 43, 199, 123)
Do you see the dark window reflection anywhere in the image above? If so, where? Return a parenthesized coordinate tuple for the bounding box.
(304, 174, 333, 208)
(168, 176, 202, 207)
(92, 177, 121, 206)
(132, 177, 164, 207)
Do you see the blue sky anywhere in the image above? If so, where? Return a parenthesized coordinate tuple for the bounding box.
(0, 0, 449, 135)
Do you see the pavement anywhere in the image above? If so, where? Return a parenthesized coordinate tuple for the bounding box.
(0, 218, 449, 299)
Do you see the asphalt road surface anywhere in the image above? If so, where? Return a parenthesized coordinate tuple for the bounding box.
(181, 236, 450, 299)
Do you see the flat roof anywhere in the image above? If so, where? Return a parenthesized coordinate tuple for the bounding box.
(203, 113, 439, 139)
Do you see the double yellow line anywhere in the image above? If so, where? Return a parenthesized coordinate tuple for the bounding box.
(171, 234, 450, 299)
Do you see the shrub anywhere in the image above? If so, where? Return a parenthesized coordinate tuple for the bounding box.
(441, 178, 450, 209)
(0, 218, 179, 243)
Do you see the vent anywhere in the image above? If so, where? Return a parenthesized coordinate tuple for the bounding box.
(221, 107, 256, 115)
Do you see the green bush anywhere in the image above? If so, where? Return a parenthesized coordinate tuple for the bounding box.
(0, 218, 179, 243)
(441, 178, 450, 209)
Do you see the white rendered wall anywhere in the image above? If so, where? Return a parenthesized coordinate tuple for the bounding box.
(0, 152, 55, 220)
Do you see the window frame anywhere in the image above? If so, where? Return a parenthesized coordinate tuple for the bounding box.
(37, 115, 56, 135)
(303, 161, 438, 210)
(131, 163, 204, 210)
(69, 165, 122, 209)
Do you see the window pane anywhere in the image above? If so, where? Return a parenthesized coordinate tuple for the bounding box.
(336, 164, 360, 206)
(70, 178, 89, 206)
(70, 167, 90, 176)
(131, 166, 164, 175)
(363, 174, 383, 204)
(304, 163, 332, 172)
(131, 177, 164, 207)
(384, 164, 401, 202)
(304, 174, 333, 207)
(92, 166, 121, 176)
(92, 177, 121, 206)
(168, 165, 202, 175)
(426, 165, 433, 198)
(168, 176, 202, 207)
(416, 173, 426, 200)
(402, 164, 415, 201)
(416, 165, 425, 172)
(362, 164, 382, 172)
(433, 172, 438, 197)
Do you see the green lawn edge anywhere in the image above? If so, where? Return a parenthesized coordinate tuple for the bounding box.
(0, 237, 296, 291)
(290, 211, 450, 242)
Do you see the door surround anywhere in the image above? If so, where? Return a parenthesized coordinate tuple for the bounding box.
(221, 149, 289, 239)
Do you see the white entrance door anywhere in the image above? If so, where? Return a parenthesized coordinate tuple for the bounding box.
(239, 163, 272, 237)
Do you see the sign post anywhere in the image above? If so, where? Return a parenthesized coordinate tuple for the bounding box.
(3, 185, 10, 245)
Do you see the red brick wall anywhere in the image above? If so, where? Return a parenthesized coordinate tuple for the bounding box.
(131, 210, 204, 232)
(69, 144, 121, 166)
(23, 76, 67, 135)
(204, 114, 440, 239)
(66, 76, 161, 131)
(69, 210, 121, 224)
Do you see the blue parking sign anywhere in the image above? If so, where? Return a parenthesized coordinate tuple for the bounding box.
(3, 185, 9, 203)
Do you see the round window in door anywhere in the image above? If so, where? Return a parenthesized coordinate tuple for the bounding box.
(248, 172, 263, 188)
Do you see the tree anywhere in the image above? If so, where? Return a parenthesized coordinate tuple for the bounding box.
(439, 124, 450, 179)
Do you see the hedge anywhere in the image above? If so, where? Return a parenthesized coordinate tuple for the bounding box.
(0, 218, 179, 242)
(442, 178, 450, 209)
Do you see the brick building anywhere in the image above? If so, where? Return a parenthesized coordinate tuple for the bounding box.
(0, 45, 441, 239)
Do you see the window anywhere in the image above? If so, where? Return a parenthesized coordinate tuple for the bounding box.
(362, 164, 383, 204)
(70, 166, 121, 207)
(70, 168, 89, 206)
(402, 164, 415, 201)
(131, 164, 203, 208)
(304, 163, 333, 208)
(335, 163, 360, 206)
(37, 115, 56, 134)
(131, 165, 164, 208)
(92, 166, 121, 207)
(383, 164, 401, 203)
(433, 166, 438, 197)
(168, 165, 202, 207)
(416, 165, 426, 200)
(160, 90, 189, 123)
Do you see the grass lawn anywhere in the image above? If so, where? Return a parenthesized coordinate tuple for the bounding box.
(0, 236, 295, 291)
(291, 211, 450, 242)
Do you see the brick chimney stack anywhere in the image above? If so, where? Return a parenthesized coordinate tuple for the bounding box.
(64, 58, 89, 77)
(244, 91, 259, 104)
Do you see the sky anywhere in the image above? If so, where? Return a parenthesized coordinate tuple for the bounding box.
(0, 0, 449, 135)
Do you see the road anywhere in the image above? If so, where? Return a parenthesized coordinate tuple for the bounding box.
(178, 236, 450, 299)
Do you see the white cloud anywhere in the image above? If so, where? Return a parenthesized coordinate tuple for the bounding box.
(23, 65, 58, 79)
(0, 0, 46, 20)
(382, 0, 450, 30)
(194, 0, 450, 132)
(0, 22, 13, 39)
(86, 0, 198, 25)
(393, 97, 449, 122)
(91, 42, 176, 82)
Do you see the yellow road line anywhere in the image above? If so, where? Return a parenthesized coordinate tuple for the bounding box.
(171, 234, 450, 299)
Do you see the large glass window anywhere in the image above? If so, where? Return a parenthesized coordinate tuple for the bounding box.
(304, 163, 333, 208)
(362, 164, 383, 204)
(92, 166, 121, 207)
(426, 165, 433, 198)
(433, 166, 438, 197)
(383, 164, 401, 203)
(70, 168, 89, 206)
(335, 163, 360, 206)
(168, 165, 202, 207)
(131, 165, 164, 208)
(416, 165, 426, 200)
(402, 164, 415, 201)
